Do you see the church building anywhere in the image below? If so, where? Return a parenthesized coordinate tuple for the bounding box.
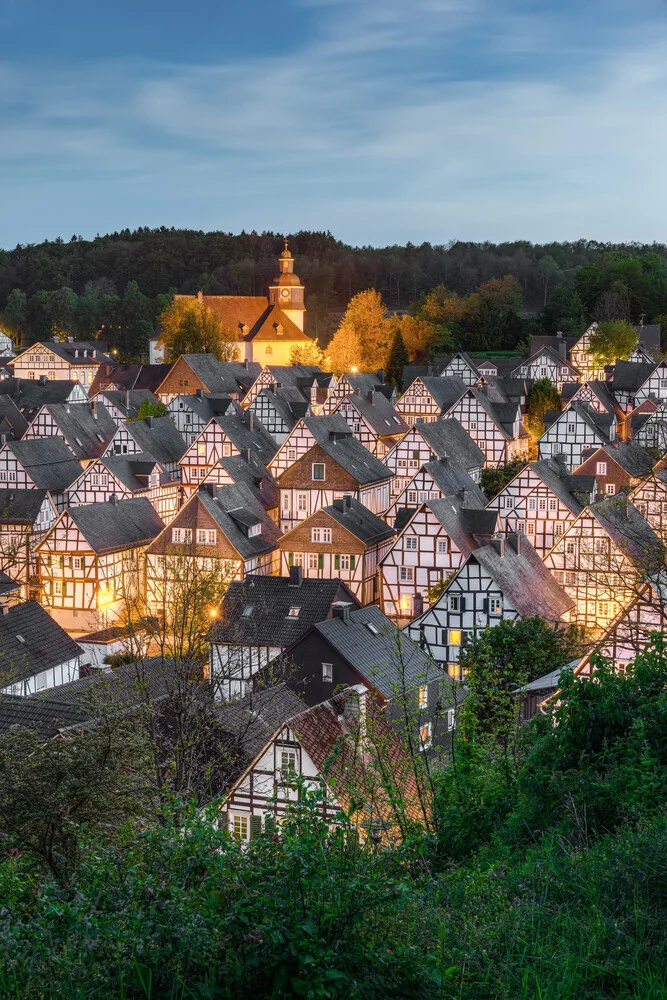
(176, 241, 313, 366)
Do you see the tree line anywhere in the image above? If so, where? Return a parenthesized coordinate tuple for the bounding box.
(1, 228, 667, 357)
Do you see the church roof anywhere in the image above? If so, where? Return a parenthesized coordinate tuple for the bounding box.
(182, 297, 312, 344)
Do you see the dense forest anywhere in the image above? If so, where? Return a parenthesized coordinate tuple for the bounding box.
(1, 229, 667, 357)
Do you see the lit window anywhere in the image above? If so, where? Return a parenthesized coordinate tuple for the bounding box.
(399, 566, 414, 582)
(197, 443, 206, 456)
(405, 536, 417, 550)
(322, 662, 333, 683)
(222, 443, 232, 457)
(312, 463, 325, 481)
(265, 346, 273, 356)
(400, 593, 412, 611)
(419, 722, 432, 750)
(606, 483, 616, 495)
(287, 607, 300, 618)
(419, 685, 428, 709)
(596, 462, 607, 475)
(172, 527, 192, 543)
(311, 527, 332, 543)
(449, 629, 461, 646)
(597, 601, 610, 618)
(232, 815, 249, 841)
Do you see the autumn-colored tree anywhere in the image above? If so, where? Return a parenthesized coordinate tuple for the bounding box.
(385, 328, 409, 391)
(290, 342, 325, 367)
(157, 299, 238, 362)
(327, 289, 391, 373)
(398, 314, 438, 361)
(588, 319, 638, 366)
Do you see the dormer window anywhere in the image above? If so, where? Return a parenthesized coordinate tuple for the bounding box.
(366, 622, 378, 634)
(248, 523, 262, 538)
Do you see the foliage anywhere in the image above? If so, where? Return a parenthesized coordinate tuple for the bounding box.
(290, 342, 326, 366)
(156, 298, 238, 361)
(135, 399, 169, 421)
(525, 376, 561, 438)
(480, 458, 527, 499)
(385, 327, 409, 391)
(327, 289, 392, 373)
(588, 318, 639, 366)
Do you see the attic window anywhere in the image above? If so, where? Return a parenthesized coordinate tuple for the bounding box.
(16, 634, 25, 643)
(365, 622, 378, 635)
(287, 607, 301, 618)
(96, 433, 104, 442)
(74, 437, 84, 447)
(242, 606, 254, 617)
(248, 523, 262, 537)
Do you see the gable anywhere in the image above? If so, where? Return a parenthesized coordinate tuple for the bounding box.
(278, 444, 360, 490)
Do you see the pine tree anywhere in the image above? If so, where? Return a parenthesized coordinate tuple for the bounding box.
(385, 327, 409, 392)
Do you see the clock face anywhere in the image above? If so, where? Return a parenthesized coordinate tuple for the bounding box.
(280, 287, 291, 299)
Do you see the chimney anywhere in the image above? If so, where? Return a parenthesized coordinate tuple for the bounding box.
(512, 532, 521, 555)
(367, 389, 375, 406)
(493, 537, 505, 557)
(345, 684, 368, 722)
(344, 494, 352, 508)
(67, 337, 74, 344)
(243, 358, 249, 370)
(196, 388, 204, 400)
(39, 375, 48, 386)
(91, 400, 97, 419)
(333, 498, 345, 512)
(204, 482, 217, 497)
(288, 565, 303, 587)
(197, 290, 204, 303)
(146, 416, 153, 428)
(331, 601, 351, 622)
(413, 593, 424, 617)
(248, 412, 255, 432)
(0, 433, 6, 445)
(52, 336, 60, 343)
(109, 493, 118, 505)
(243, 447, 251, 463)
(125, 389, 130, 411)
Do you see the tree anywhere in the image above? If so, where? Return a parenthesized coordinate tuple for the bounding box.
(289, 342, 325, 367)
(480, 458, 527, 499)
(327, 289, 391, 373)
(135, 399, 168, 420)
(525, 377, 561, 438)
(2, 288, 27, 342)
(157, 298, 238, 361)
(588, 318, 638, 366)
(384, 327, 409, 391)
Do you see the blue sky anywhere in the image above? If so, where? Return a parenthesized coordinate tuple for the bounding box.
(1, 0, 666, 248)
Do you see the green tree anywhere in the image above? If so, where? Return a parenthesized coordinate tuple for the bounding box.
(480, 458, 527, 499)
(385, 327, 409, 391)
(525, 377, 561, 438)
(157, 298, 238, 361)
(2, 288, 27, 342)
(588, 318, 638, 366)
(135, 399, 168, 420)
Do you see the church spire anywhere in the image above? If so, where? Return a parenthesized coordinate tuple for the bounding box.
(268, 238, 306, 331)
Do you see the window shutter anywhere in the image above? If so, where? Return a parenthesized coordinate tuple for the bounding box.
(264, 815, 276, 834)
(217, 810, 228, 832)
(334, 554, 340, 570)
(288, 552, 293, 567)
(318, 553, 324, 570)
(482, 598, 489, 614)
(249, 815, 262, 840)
(460, 597, 467, 612)
(349, 554, 356, 570)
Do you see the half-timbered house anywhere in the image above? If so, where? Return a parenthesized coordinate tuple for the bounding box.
(537, 401, 616, 471)
(166, 391, 242, 445)
(568, 322, 615, 381)
(199, 453, 279, 519)
(276, 427, 393, 532)
(631, 469, 667, 543)
(278, 496, 394, 605)
(63, 454, 183, 523)
(395, 376, 467, 426)
(319, 371, 395, 416)
(88, 361, 172, 397)
(446, 387, 525, 467)
(0, 397, 29, 441)
(380, 497, 497, 622)
(406, 532, 574, 673)
(178, 412, 277, 491)
(11, 339, 112, 388)
(209, 569, 360, 701)
(240, 364, 321, 410)
(485, 456, 596, 558)
(0, 489, 57, 598)
(0, 438, 82, 511)
(511, 347, 580, 390)
(574, 441, 654, 497)
(0, 377, 88, 421)
(385, 457, 487, 526)
(383, 418, 485, 500)
(268, 414, 350, 480)
(544, 495, 665, 637)
(35, 496, 165, 633)
(91, 388, 162, 423)
(613, 359, 667, 411)
(437, 352, 481, 385)
(145, 482, 281, 615)
(331, 390, 408, 457)
(23, 401, 117, 463)
(246, 387, 309, 445)
(104, 415, 187, 476)
(155, 355, 261, 404)
(0, 600, 83, 696)
(630, 401, 667, 454)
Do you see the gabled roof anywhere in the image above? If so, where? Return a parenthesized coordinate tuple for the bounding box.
(213, 683, 308, 759)
(96, 389, 161, 419)
(470, 355, 526, 378)
(252, 387, 308, 428)
(561, 380, 620, 415)
(410, 376, 467, 412)
(589, 496, 664, 568)
(216, 453, 279, 511)
(543, 402, 614, 443)
(0, 396, 29, 439)
(512, 346, 580, 376)
(30, 401, 117, 460)
(15, 340, 111, 366)
(171, 392, 241, 423)
(255, 364, 322, 390)
(210, 574, 359, 648)
(0, 571, 20, 597)
(98, 454, 162, 494)
(470, 388, 520, 438)
(195, 482, 281, 559)
(303, 413, 352, 443)
(337, 391, 408, 437)
(582, 441, 655, 479)
(343, 372, 393, 401)
(0, 378, 86, 419)
(472, 534, 575, 620)
(322, 496, 395, 544)
(314, 434, 393, 484)
(0, 695, 88, 737)
(425, 498, 497, 557)
(90, 362, 173, 395)
(634, 324, 661, 352)
(416, 418, 485, 471)
(422, 458, 487, 506)
(612, 360, 658, 393)
(0, 488, 50, 524)
(311, 605, 444, 701)
(123, 416, 187, 464)
(64, 497, 165, 553)
(168, 355, 262, 395)
(190, 296, 312, 344)
(212, 412, 278, 466)
(0, 600, 82, 685)
(529, 458, 595, 513)
(33, 655, 182, 709)
(5, 438, 82, 492)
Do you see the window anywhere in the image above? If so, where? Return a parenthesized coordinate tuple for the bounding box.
(449, 595, 460, 611)
(197, 443, 206, 456)
(565, 540, 576, 554)
(538, 498, 546, 510)
(366, 622, 379, 635)
(539, 366, 547, 378)
(312, 463, 325, 481)
(287, 607, 301, 618)
(232, 815, 249, 841)
(407, 491, 417, 503)
(287, 448, 296, 461)
(280, 750, 297, 777)
(398, 459, 407, 469)
(528, 498, 536, 510)
(242, 606, 254, 617)
(265, 346, 273, 356)
(560, 367, 569, 377)
(597, 601, 610, 618)
(505, 496, 513, 508)
(419, 722, 432, 750)
(222, 443, 232, 457)
(469, 421, 477, 430)
(399, 566, 414, 582)
(596, 462, 607, 475)
(248, 523, 262, 538)
(311, 527, 331, 543)
(73, 556, 83, 570)
(418, 685, 428, 709)
(437, 540, 448, 554)
(282, 493, 290, 510)
(405, 536, 417, 550)
(549, 498, 557, 511)
(449, 629, 461, 646)
(554, 522, 564, 536)
(28, 371, 35, 380)
(446, 709, 456, 732)
(567, 423, 576, 434)
(197, 528, 217, 544)
(185, 414, 191, 424)
(297, 493, 307, 511)
(594, 538, 608, 554)
(488, 597, 501, 615)
(172, 527, 192, 543)
(289, 552, 304, 567)
(54, 581, 63, 596)
(606, 483, 616, 495)
(91, 474, 99, 486)
(308, 553, 319, 569)
(527, 522, 535, 534)
(322, 662, 333, 683)
(334, 553, 355, 571)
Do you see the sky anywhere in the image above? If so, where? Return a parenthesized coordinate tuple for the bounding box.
(1, 0, 666, 248)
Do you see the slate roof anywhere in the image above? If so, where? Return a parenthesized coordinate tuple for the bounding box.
(312, 604, 443, 700)
(584, 441, 655, 479)
(422, 458, 488, 506)
(613, 360, 658, 393)
(316, 434, 393, 484)
(251, 387, 308, 428)
(210, 574, 359, 648)
(97, 389, 161, 419)
(412, 376, 468, 412)
(634, 324, 661, 353)
(17, 340, 111, 366)
(194, 482, 281, 559)
(65, 497, 165, 553)
(529, 458, 595, 513)
(211, 412, 278, 466)
(0, 488, 50, 524)
(0, 571, 20, 597)
(416, 418, 486, 471)
(345, 372, 393, 401)
(543, 402, 614, 442)
(34, 656, 182, 709)
(123, 416, 187, 464)
(303, 414, 353, 444)
(426, 498, 498, 557)
(561, 380, 620, 415)
(472, 533, 575, 621)
(216, 453, 279, 511)
(590, 496, 665, 568)
(98, 454, 163, 494)
(0, 695, 88, 737)
(32, 402, 117, 460)
(168, 355, 261, 396)
(257, 364, 322, 391)
(0, 396, 29, 439)
(6, 438, 82, 492)
(337, 391, 408, 437)
(471, 388, 520, 438)
(528, 334, 578, 357)
(471, 355, 526, 378)
(0, 378, 86, 420)
(322, 497, 395, 544)
(213, 683, 308, 759)
(90, 362, 173, 395)
(511, 346, 581, 376)
(0, 600, 82, 686)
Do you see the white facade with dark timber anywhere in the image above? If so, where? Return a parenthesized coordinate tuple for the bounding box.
(446, 388, 524, 468)
(537, 402, 615, 471)
(512, 347, 580, 390)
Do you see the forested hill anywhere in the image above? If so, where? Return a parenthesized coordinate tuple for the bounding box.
(2, 228, 667, 352)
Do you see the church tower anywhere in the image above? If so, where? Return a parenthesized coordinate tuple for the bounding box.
(268, 239, 306, 331)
